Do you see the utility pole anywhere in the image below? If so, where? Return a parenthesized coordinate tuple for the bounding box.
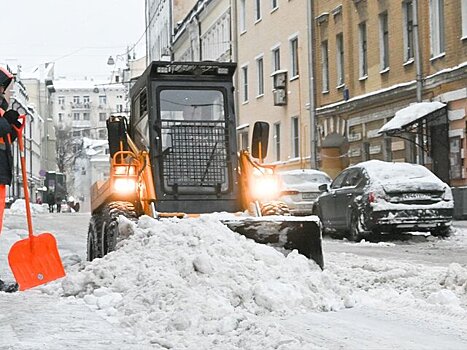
(307, 0, 318, 169)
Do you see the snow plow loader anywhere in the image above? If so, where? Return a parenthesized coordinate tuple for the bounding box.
(88, 61, 323, 268)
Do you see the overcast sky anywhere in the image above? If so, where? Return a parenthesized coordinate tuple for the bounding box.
(2, 0, 146, 79)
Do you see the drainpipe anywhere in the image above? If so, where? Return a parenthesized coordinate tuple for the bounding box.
(413, 0, 424, 164)
(307, 0, 318, 169)
(231, 0, 240, 130)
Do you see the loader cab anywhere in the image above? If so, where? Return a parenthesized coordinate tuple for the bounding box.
(129, 62, 240, 214)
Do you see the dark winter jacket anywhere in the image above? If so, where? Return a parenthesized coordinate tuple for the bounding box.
(0, 67, 16, 185)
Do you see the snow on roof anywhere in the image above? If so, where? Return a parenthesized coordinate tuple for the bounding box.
(378, 101, 446, 134)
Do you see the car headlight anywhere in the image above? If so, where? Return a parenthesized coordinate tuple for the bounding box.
(113, 178, 137, 194)
(250, 175, 280, 200)
(442, 187, 453, 201)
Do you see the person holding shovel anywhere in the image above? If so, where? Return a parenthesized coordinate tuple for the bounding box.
(0, 66, 21, 293)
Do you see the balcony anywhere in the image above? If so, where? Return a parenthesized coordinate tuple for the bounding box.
(71, 102, 91, 110)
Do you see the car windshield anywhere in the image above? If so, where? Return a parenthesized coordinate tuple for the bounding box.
(365, 163, 433, 182)
(281, 173, 330, 186)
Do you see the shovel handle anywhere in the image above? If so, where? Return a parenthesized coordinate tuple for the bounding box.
(13, 116, 34, 239)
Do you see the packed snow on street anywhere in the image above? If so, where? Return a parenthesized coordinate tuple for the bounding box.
(1, 200, 466, 349)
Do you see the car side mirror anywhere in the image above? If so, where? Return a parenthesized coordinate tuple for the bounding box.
(318, 183, 329, 192)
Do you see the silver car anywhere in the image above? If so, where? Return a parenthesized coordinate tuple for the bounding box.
(279, 169, 332, 215)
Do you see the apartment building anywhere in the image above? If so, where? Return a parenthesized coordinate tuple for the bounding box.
(314, 0, 467, 182)
(236, 0, 312, 170)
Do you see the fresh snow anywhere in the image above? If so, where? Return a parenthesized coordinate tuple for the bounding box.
(0, 206, 466, 349)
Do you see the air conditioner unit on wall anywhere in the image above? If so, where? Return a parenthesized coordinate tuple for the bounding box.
(272, 71, 287, 89)
(273, 89, 287, 106)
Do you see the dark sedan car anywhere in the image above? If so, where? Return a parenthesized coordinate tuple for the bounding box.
(313, 160, 453, 240)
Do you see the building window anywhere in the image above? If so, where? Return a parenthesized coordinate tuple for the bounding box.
(116, 104, 123, 113)
(274, 122, 280, 161)
(359, 22, 368, 78)
(255, 0, 262, 21)
(240, 0, 246, 32)
(58, 96, 65, 105)
(291, 116, 299, 158)
(83, 112, 90, 120)
(272, 47, 280, 72)
(72, 130, 80, 137)
(379, 12, 389, 70)
(83, 96, 90, 103)
(321, 40, 329, 92)
(430, 0, 445, 57)
(58, 113, 63, 122)
(450, 137, 462, 179)
(99, 129, 107, 139)
(256, 57, 264, 96)
(403, 1, 414, 62)
(82, 129, 90, 138)
(242, 65, 249, 102)
(336, 33, 344, 86)
(271, 0, 278, 10)
(290, 36, 299, 77)
(240, 132, 249, 150)
(73, 113, 80, 121)
(73, 96, 80, 104)
(99, 112, 107, 121)
(99, 95, 107, 105)
(462, 0, 467, 38)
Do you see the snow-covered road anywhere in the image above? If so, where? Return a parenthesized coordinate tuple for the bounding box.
(1, 204, 466, 349)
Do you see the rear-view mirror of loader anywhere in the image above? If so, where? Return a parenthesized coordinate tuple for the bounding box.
(251, 121, 269, 160)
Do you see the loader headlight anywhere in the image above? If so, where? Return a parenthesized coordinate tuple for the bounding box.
(250, 175, 280, 199)
(113, 178, 137, 193)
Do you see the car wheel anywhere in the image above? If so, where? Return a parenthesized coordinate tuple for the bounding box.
(348, 211, 365, 242)
(432, 226, 451, 238)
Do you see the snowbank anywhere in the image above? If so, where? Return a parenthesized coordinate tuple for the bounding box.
(9, 199, 49, 215)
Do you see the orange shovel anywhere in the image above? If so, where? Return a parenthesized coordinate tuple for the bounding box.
(8, 114, 65, 291)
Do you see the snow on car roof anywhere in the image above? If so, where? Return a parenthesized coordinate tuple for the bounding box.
(279, 169, 330, 176)
(351, 160, 444, 184)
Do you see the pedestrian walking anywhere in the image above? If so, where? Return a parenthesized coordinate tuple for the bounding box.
(0, 66, 20, 293)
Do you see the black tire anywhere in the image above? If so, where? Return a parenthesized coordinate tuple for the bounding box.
(260, 201, 291, 216)
(101, 201, 138, 256)
(87, 215, 103, 261)
(432, 226, 451, 238)
(348, 211, 365, 242)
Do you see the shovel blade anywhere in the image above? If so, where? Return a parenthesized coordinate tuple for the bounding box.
(8, 233, 66, 291)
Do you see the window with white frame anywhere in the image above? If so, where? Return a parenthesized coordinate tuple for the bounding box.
(403, 1, 414, 62)
(272, 46, 280, 72)
(255, 0, 262, 21)
(99, 95, 107, 105)
(430, 0, 445, 57)
(336, 33, 344, 86)
(271, 0, 278, 10)
(99, 112, 107, 121)
(256, 57, 264, 96)
(242, 65, 249, 102)
(274, 122, 281, 161)
(240, 0, 246, 32)
(379, 12, 389, 70)
(462, 0, 467, 38)
(73, 96, 80, 104)
(73, 112, 80, 121)
(290, 36, 299, 77)
(58, 96, 65, 105)
(99, 129, 107, 139)
(321, 40, 329, 92)
(240, 132, 249, 150)
(291, 116, 300, 158)
(83, 95, 90, 103)
(58, 113, 63, 122)
(359, 22, 368, 77)
(83, 112, 90, 120)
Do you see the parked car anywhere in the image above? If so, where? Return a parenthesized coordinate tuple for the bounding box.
(278, 169, 332, 215)
(313, 160, 453, 240)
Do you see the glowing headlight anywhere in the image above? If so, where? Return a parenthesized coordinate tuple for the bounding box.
(113, 178, 137, 193)
(250, 175, 280, 199)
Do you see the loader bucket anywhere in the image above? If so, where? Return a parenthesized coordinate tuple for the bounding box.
(222, 216, 324, 269)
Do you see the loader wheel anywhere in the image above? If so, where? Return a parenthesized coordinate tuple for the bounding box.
(87, 215, 103, 261)
(260, 201, 291, 216)
(100, 201, 138, 257)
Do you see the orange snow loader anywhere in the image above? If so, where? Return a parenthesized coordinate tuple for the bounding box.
(8, 114, 65, 290)
(88, 62, 323, 268)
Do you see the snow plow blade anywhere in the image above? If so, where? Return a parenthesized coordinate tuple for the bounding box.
(222, 216, 324, 269)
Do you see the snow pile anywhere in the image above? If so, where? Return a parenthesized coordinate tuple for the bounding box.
(9, 199, 49, 215)
(440, 263, 467, 294)
(42, 215, 354, 348)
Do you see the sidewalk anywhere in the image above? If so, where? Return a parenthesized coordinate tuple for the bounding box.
(0, 292, 151, 349)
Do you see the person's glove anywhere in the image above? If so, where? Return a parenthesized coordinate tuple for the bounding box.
(3, 110, 21, 129)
